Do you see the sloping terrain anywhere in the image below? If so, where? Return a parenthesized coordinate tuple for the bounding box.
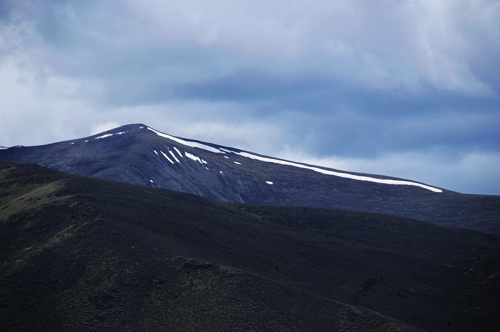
(1, 124, 498, 235)
(1, 161, 499, 332)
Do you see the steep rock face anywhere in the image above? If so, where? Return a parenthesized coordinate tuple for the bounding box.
(1, 123, 499, 234)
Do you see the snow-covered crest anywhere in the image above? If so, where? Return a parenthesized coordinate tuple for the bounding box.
(147, 127, 221, 153)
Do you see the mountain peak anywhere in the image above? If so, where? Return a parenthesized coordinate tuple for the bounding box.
(92, 123, 147, 136)
(2, 122, 499, 234)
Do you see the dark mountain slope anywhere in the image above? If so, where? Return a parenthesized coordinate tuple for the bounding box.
(1, 124, 498, 235)
(1, 161, 499, 332)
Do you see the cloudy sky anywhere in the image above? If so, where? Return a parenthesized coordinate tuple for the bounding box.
(1, 0, 499, 194)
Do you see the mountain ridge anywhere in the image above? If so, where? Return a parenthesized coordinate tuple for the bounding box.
(1, 123, 443, 189)
(1, 123, 499, 234)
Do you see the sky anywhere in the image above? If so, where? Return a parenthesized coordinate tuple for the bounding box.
(0, 0, 499, 195)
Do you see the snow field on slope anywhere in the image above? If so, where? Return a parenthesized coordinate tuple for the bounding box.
(147, 126, 442, 193)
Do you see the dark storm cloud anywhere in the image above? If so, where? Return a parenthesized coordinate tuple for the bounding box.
(175, 69, 499, 116)
(174, 69, 499, 156)
(174, 70, 330, 102)
(274, 108, 498, 158)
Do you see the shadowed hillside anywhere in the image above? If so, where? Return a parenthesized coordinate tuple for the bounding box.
(1, 124, 499, 235)
(1, 161, 499, 331)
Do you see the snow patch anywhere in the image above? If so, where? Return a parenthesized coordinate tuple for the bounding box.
(224, 156, 229, 159)
(85, 140, 88, 142)
(116, 131, 125, 135)
(95, 134, 113, 139)
(161, 151, 174, 164)
(174, 147, 183, 158)
(150, 179, 154, 183)
(168, 150, 180, 163)
(266, 181, 273, 185)
(70, 142, 74, 145)
(234, 161, 242, 165)
(185, 152, 203, 164)
(153, 150, 158, 155)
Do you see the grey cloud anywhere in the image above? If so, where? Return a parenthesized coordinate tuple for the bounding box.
(0, 1, 14, 20)
(174, 70, 330, 102)
(174, 69, 499, 155)
(174, 68, 498, 114)
(275, 105, 499, 160)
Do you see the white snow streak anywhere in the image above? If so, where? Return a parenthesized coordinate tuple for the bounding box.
(185, 152, 203, 164)
(116, 132, 125, 135)
(161, 151, 174, 164)
(168, 150, 180, 163)
(234, 161, 242, 165)
(95, 134, 113, 139)
(147, 127, 222, 153)
(153, 150, 158, 155)
(266, 181, 273, 185)
(174, 147, 183, 158)
(235, 152, 442, 193)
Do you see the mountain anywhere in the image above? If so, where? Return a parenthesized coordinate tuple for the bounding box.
(1, 123, 499, 234)
(1, 160, 500, 331)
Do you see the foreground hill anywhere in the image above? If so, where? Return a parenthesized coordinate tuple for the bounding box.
(1, 161, 499, 332)
(1, 124, 499, 235)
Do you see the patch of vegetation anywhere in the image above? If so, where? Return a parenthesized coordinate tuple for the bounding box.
(0, 161, 499, 332)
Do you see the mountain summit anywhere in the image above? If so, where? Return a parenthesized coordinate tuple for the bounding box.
(1, 123, 498, 233)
